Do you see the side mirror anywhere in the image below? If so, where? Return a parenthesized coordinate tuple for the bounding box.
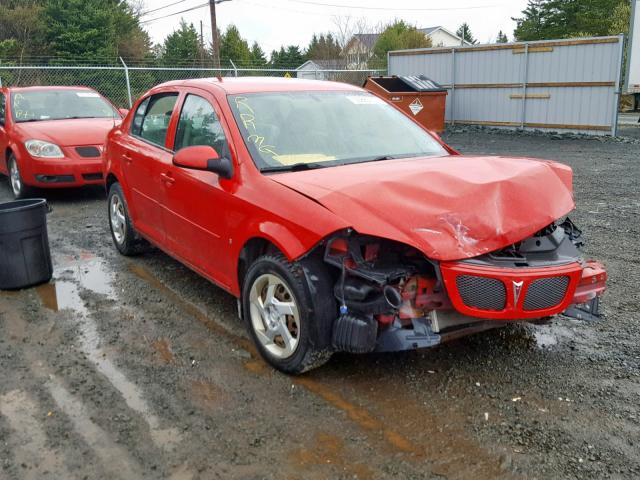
(118, 108, 129, 117)
(173, 145, 233, 179)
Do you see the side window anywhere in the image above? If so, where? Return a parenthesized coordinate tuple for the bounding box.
(130, 97, 150, 136)
(0, 93, 5, 126)
(136, 93, 178, 147)
(174, 94, 229, 157)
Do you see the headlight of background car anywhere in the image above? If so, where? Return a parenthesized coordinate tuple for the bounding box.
(24, 140, 64, 158)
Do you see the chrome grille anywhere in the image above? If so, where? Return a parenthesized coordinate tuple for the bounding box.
(456, 275, 506, 311)
(523, 276, 570, 311)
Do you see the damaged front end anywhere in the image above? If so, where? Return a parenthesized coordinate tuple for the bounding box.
(320, 219, 607, 354)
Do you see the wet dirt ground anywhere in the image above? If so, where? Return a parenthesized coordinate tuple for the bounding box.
(1, 128, 639, 479)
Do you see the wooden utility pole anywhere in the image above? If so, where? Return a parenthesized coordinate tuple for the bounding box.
(209, 0, 220, 68)
(200, 20, 204, 63)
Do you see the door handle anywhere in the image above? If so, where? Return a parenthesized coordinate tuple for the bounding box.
(160, 172, 175, 185)
(122, 152, 133, 164)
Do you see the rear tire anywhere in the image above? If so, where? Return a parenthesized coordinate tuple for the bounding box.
(242, 253, 335, 374)
(108, 182, 147, 256)
(8, 155, 33, 199)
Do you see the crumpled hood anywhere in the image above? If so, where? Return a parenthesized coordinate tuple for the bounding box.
(14, 118, 117, 146)
(270, 155, 575, 261)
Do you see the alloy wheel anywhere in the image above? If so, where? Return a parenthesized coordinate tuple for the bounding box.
(9, 160, 22, 197)
(249, 273, 300, 359)
(110, 194, 126, 245)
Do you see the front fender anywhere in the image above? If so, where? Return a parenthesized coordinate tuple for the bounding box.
(6, 141, 33, 182)
(230, 219, 343, 296)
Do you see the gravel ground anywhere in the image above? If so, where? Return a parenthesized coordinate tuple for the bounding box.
(0, 128, 638, 480)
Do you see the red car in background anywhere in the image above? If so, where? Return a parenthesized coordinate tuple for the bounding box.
(104, 77, 607, 374)
(0, 86, 123, 198)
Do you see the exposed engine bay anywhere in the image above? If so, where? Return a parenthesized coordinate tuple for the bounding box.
(320, 219, 607, 354)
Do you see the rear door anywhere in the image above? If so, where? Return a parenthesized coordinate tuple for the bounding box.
(161, 89, 235, 288)
(120, 92, 179, 245)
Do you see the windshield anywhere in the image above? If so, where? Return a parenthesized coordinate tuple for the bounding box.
(11, 90, 118, 123)
(228, 91, 448, 172)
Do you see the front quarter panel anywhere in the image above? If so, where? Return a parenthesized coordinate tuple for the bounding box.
(226, 177, 350, 295)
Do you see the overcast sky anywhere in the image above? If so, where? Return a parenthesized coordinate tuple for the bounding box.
(141, 0, 531, 56)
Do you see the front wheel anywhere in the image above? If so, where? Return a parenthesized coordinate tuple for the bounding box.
(108, 182, 147, 255)
(8, 155, 33, 199)
(242, 254, 334, 374)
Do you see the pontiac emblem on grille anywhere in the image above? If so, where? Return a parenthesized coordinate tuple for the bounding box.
(512, 281, 524, 304)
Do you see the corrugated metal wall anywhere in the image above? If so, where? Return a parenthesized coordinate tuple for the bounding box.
(388, 36, 625, 135)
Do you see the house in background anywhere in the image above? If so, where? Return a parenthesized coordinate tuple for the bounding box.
(343, 33, 380, 69)
(343, 26, 471, 68)
(418, 26, 470, 47)
(296, 59, 347, 80)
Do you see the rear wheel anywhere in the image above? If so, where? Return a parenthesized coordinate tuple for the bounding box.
(108, 182, 147, 255)
(242, 254, 334, 374)
(8, 155, 33, 199)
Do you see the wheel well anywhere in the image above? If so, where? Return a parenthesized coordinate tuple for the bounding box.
(4, 147, 12, 166)
(105, 173, 119, 192)
(237, 238, 281, 289)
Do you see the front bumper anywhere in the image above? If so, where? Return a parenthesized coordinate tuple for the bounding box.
(440, 260, 606, 320)
(21, 146, 104, 188)
(374, 261, 606, 352)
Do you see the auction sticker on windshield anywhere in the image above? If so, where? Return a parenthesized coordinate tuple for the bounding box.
(346, 95, 386, 105)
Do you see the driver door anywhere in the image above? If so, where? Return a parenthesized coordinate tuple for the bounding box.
(161, 90, 235, 288)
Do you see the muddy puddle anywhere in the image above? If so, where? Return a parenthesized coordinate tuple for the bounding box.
(35, 252, 181, 451)
(36, 254, 114, 311)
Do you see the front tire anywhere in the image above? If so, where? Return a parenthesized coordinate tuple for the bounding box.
(108, 182, 146, 256)
(8, 155, 33, 199)
(242, 254, 335, 374)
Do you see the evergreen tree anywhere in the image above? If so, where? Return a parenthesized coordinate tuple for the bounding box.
(513, 0, 630, 41)
(512, 0, 549, 41)
(45, 0, 118, 59)
(1, 0, 149, 63)
(161, 20, 200, 66)
(456, 23, 477, 44)
(306, 33, 341, 60)
(249, 41, 267, 67)
(219, 24, 251, 66)
(497, 31, 509, 43)
(269, 45, 305, 68)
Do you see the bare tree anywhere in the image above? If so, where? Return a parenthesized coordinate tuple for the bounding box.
(331, 16, 382, 68)
(127, 0, 146, 17)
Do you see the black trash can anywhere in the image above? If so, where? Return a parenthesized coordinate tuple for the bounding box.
(0, 198, 53, 290)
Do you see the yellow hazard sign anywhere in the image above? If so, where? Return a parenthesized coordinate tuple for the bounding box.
(283, 72, 292, 78)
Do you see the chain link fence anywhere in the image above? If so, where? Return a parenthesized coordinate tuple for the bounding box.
(0, 63, 385, 108)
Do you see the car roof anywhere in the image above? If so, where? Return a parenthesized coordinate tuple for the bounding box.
(153, 77, 364, 95)
(5, 85, 98, 93)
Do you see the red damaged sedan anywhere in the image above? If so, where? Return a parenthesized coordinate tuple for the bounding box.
(0, 86, 123, 198)
(104, 77, 607, 374)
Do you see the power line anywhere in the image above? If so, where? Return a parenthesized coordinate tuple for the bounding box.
(140, 2, 209, 23)
(140, 0, 189, 16)
(282, 0, 505, 11)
